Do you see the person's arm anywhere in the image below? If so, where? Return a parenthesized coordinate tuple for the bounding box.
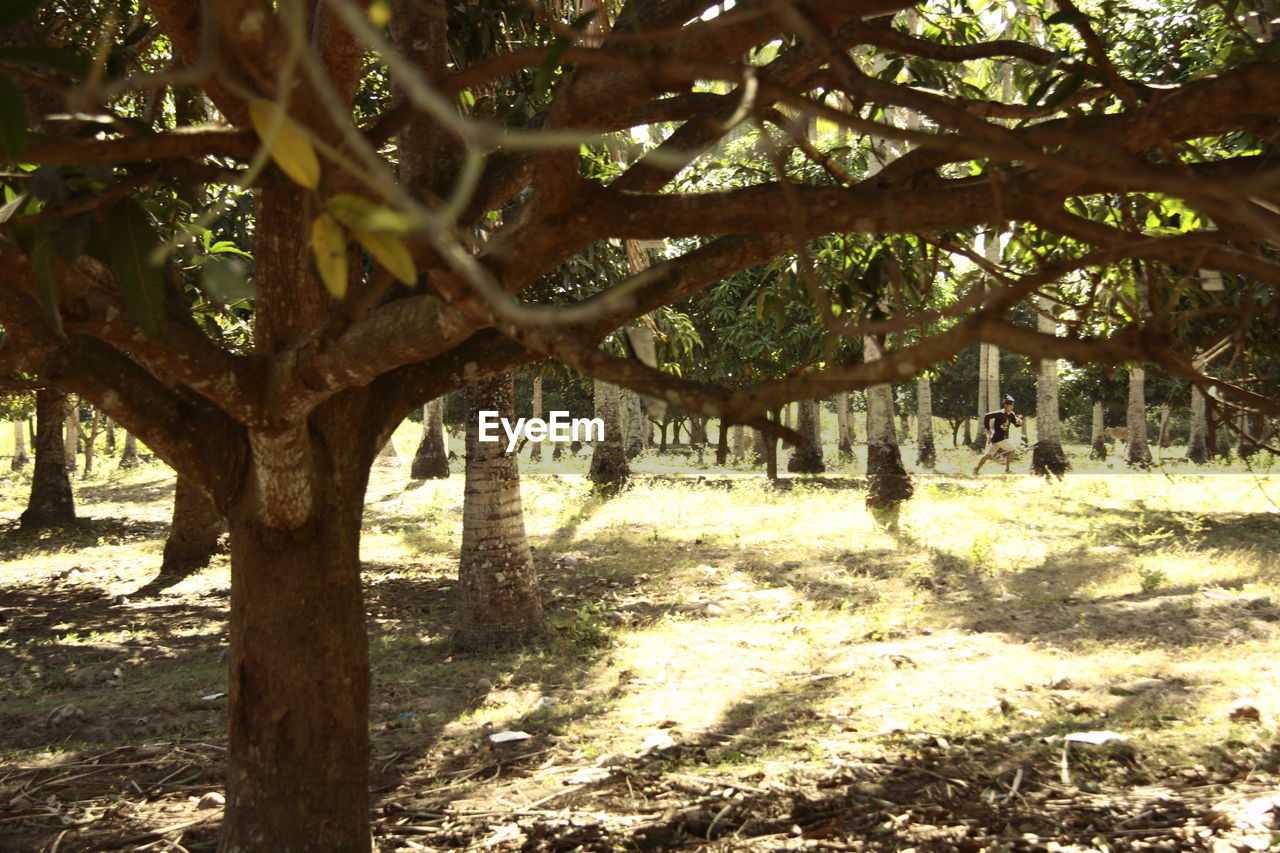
(983, 412, 995, 434)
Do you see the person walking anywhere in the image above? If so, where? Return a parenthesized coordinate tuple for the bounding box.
(973, 395, 1023, 475)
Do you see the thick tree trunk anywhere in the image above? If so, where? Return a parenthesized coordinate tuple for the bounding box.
(11, 420, 28, 470)
(588, 380, 630, 495)
(456, 373, 544, 650)
(119, 432, 140, 468)
(750, 426, 764, 466)
(1126, 365, 1153, 467)
(836, 392, 853, 461)
(377, 435, 398, 461)
(657, 422, 668, 454)
(732, 424, 745, 461)
(915, 375, 936, 468)
(410, 397, 449, 479)
(865, 336, 913, 530)
(1090, 401, 1108, 461)
(621, 389, 646, 458)
(105, 418, 116, 454)
(1157, 403, 1172, 449)
(715, 420, 729, 465)
(160, 475, 225, 580)
(222, 446, 372, 853)
(787, 400, 825, 474)
(1032, 299, 1069, 478)
(21, 388, 76, 529)
(1238, 411, 1267, 459)
(529, 375, 543, 462)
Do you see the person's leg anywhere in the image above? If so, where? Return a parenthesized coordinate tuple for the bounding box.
(973, 446, 993, 475)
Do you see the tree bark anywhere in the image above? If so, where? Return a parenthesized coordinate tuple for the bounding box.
(915, 375, 936, 469)
(588, 380, 629, 495)
(20, 388, 76, 529)
(456, 372, 544, 650)
(529, 375, 543, 462)
(119, 431, 140, 468)
(715, 419, 730, 465)
(787, 399, 825, 473)
(732, 424, 745, 461)
(1031, 298, 1069, 478)
(1238, 410, 1267, 459)
(1090, 401, 1108, 461)
(64, 399, 80, 473)
(836, 392, 853, 461)
(763, 410, 780, 481)
(1157, 403, 1172, 449)
(865, 336, 913, 530)
(410, 397, 449, 479)
(11, 420, 28, 470)
(1125, 365, 1154, 467)
(750, 426, 764, 466)
(158, 475, 225, 581)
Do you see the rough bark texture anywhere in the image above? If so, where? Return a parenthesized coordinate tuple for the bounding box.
(589, 380, 630, 495)
(1031, 300, 1069, 478)
(119, 432, 140, 468)
(1238, 411, 1267, 459)
(915, 375, 936, 469)
(1090, 401, 1108, 461)
(1126, 365, 1154, 467)
(456, 373, 544, 650)
(1157, 403, 1172, 448)
(865, 336, 913, 530)
(11, 420, 29, 470)
(836, 392, 853, 461)
(750, 427, 765, 466)
(21, 388, 76, 529)
(715, 420, 730, 465)
(159, 475, 225, 580)
(732, 424, 745, 461)
(411, 398, 450, 479)
(377, 435, 398, 461)
(529, 376, 543, 462)
(622, 389, 647, 458)
(63, 402, 80, 473)
(787, 400, 825, 474)
(223, 417, 373, 853)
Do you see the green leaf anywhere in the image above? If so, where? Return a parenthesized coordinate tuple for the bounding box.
(200, 256, 255, 307)
(1043, 72, 1087, 110)
(0, 190, 31, 225)
(104, 200, 165, 338)
(0, 46, 90, 78)
(0, 75, 28, 160)
(31, 224, 64, 338)
(1045, 9, 1092, 26)
(0, 0, 46, 30)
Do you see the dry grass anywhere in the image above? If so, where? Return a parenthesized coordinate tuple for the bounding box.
(1, 432, 1278, 851)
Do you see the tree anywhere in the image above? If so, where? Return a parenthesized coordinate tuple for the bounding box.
(864, 335, 913, 530)
(118, 432, 140, 469)
(410, 397, 449, 479)
(588, 379, 630, 494)
(1031, 296, 1068, 478)
(787, 399, 825, 473)
(3, 1, 1279, 848)
(456, 372, 544, 649)
(20, 388, 74, 529)
(915, 375, 936, 468)
(140, 475, 225, 593)
(528, 374, 544, 462)
(11, 418, 29, 470)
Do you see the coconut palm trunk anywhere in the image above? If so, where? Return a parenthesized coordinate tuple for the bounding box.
(63, 400, 80, 473)
(20, 388, 75, 529)
(915, 374, 936, 468)
(787, 399, 825, 474)
(411, 397, 449, 479)
(1090, 401, 1108, 460)
(865, 335, 913, 530)
(588, 380, 629, 494)
(1032, 297, 1069, 478)
(1125, 365, 1154, 467)
(456, 372, 545, 650)
(1157, 403, 1172, 449)
(529, 375, 544, 462)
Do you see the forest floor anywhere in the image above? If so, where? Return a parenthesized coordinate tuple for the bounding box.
(0, 437, 1278, 852)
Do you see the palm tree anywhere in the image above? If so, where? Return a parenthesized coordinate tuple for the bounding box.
(915, 375, 936, 468)
(787, 399, 825, 473)
(455, 372, 545, 650)
(1032, 297, 1069, 478)
(410, 397, 449, 479)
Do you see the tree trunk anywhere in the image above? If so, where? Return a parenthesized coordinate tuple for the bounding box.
(764, 410, 780, 481)
(963, 417, 972, 449)
(222, 421, 373, 853)
(865, 336, 913, 530)
(1125, 365, 1153, 467)
(64, 400, 79, 473)
(105, 418, 116, 454)
(410, 397, 449, 479)
(1157, 403, 1172, 449)
(715, 420, 729, 465)
(657, 421, 668, 454)
(732, 424, 745, 461)
(915, 375, 936, 468)
(159, 475, 225, 580)
(1239, 410, 1266, 459)
(750, 426, 764, 466)
(119, 432, 140, 468)
(1031, 298, 1069, 478)
(1090, 401, 1108, 460)
(621, 389, 646, 458)
(529, 375, 543, 462)
(456, 372, 545, 650)
(787, 399, 825, 473)
(11, 420, 28, 470)
(836, 392, 853, 461)
(588, 380, 630, 495)
(377, 433, 398, 462)
(20, 388, 76, 529)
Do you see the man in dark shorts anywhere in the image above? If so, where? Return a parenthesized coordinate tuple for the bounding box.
(973, 395, 1023, 475)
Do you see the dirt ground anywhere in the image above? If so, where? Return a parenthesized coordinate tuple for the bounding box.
(1, 445, 1278, 852)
